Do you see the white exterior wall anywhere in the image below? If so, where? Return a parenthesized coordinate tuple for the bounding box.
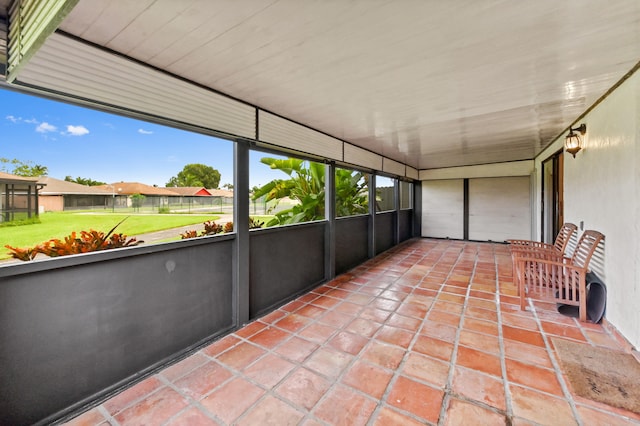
(468, 177, 531, 241)
(535, 71, 640, 348)
(420, 162, 534, 241)
(421, 180, 464, 239)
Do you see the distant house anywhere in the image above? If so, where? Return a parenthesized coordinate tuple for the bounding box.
(0, 171, 44, 222)
(38, 176, 113, 211)
(164, 187, 213, 197)
(96, 182, 180, 197)
(205, 189, 234, 214)
(161, 187, 232, 212)
(95, 182, 180, 210)
(207, 189, 234, 198)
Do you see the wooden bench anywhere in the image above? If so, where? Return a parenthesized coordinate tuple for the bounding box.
(515, 230, 604, 322)
(507, 223, 578, 294)
(508, 222, 577, 257)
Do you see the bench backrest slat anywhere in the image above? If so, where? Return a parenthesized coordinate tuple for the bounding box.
(571, 230, 605, 269)
(554, 223, 578, 253)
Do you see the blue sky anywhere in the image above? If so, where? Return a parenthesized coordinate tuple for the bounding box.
(0, 88, 283, 188)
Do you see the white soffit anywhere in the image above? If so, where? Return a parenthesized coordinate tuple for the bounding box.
(343, 144, 382, 171)
(383, 158, 405, 177)
(7, 0, 78, 82)
(406, 166, 418, 180)
(419, 160, 534, 180)
(258, 110, 343, 161)
(15, 33, 256, 139)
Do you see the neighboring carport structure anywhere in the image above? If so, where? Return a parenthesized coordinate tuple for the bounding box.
(0, 171, 43, 222)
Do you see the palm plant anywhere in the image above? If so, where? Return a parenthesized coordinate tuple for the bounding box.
(252, 158, 325, 226)
(252, 158, 369, 226)
(335, 168, 369, 217)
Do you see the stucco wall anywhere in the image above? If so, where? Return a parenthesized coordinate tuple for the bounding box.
(538, 70, 639, 348)
(39, 195, 64, 212)
(420, 162, 534, 241)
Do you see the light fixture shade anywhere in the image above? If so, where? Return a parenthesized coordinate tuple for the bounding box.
(565, 132, 582, 157)
(565, 123, 587, 158)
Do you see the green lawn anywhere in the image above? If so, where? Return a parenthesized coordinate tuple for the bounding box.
(1, 211, 221, 259)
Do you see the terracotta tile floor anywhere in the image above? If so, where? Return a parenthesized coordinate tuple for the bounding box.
(66, 239, 640, 426)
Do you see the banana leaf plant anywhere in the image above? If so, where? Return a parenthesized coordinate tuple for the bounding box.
(252, 158, 370, 227)
(335, 168, 369, 217)
(252, 158, 326, 226)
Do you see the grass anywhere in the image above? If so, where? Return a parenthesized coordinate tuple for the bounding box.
(1, 211, 221, 260)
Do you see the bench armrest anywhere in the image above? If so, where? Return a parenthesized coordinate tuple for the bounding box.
(516, 256, 587, 273)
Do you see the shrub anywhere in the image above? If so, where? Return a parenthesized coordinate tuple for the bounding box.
(179, 230, 199, 239)
(5, 218, 141, 261)
(249, 217, 265, 229)
(181, 220, 224, 239)
(180, 217, 264, 239)
(4, 246, 40, 261)
(203, 220, 223, 235)
(0, 216, 41, 228)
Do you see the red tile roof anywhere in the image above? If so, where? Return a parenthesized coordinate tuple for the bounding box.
(163, 187, 213, 196)
(94, 182, 180, 196)
(207, 189, 234, 197)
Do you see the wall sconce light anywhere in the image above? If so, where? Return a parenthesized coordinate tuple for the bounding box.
(565, 123, 587, 158)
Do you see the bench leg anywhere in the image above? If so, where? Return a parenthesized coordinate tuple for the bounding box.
(518, 260, 527, 311)
(579, 284, 587, 322)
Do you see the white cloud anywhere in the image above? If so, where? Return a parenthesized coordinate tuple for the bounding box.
(6, 115, 20, 123)
(138, 128, 153, 135)
(66, 125, 90, 136)
(36, 122, 57, 133)
(24, 118, 39, 124)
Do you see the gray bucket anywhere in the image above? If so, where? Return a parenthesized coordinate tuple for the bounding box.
(557, 272, 606, 323)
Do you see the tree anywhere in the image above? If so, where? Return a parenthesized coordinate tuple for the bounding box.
(130, 193, 146, 212)
(166, 163, 221, 189)
(0, 158, 48, 177)
(222, 183, 234, 190)
(64, 176, 106, 186)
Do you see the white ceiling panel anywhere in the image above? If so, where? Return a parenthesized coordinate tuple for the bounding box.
(258, 110, 343, 161)
(383, 158, 405, 177)
(8, 0, 640, 170)
(406, 167, 419, 180)
(343, 144, 383, 172)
